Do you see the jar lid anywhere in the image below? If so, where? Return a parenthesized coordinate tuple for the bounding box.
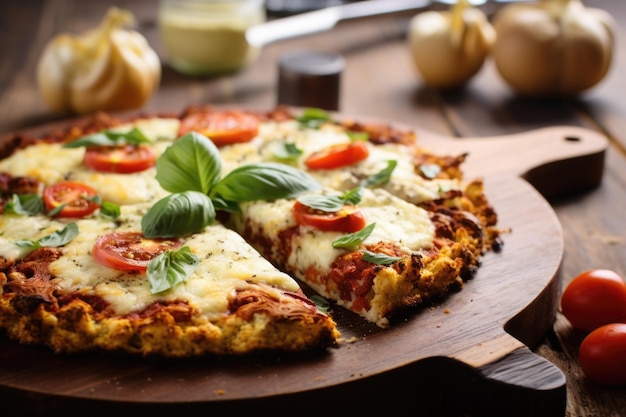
(277, 50, 345, 111)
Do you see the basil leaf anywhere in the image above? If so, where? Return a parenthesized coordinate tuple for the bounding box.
(147, 246, 199, 294)
(4, 194, 44, 215)
(142, 191, 216, 238)
(340, 187, 364, 206)
(212, 162, 320, 203)
(64, 127, 151, 148)
(99, 201, 121, 220)
(419, 163, 441, 179)
(273, 142, 303, 161)
(156, 132, 222, 194)
(297, 108, 333, 129)
(332, 223, 375, 249)
(361, 160, 398, 188)
(297, 194, 345, 212)
(15, 222, 79, 249)
(360, 249, 402, 265)
(309, 294, 330, 314)
(347, 131, 369, 142)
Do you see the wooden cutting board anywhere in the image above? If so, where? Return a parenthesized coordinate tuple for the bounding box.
(0, 123, 608, 417)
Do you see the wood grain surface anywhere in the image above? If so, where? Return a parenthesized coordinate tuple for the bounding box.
(1, 0, 626, 416)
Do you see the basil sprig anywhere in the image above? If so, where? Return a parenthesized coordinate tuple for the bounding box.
(63, 127, 151, 148)
(15, 222, 79, 249)
(143, 132, 320, 238)
(147, 246, 199, 294)
(297, 187, 364, 213)
(361, 160, 397, 188)
(296, 108, 333, 129)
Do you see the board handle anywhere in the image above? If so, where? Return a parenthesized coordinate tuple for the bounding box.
(423, 126, 608, 198)
(474, 346, 567, 417)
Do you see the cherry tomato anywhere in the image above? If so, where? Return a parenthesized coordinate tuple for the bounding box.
(43, 181, 99, 218)
(292, 200, 366, 233)
(560, 269, 626, 332)
(579, 323, 626, 386)
(83, 145, 156, 174)
(93, 232, 183, 272)
(305, 141, 369, 170)
(178, 110, 260, 146)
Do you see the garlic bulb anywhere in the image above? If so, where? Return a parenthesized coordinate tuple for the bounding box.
(492, 0, 614, 96)
(37, 7, 161, 115)
(408, 0, 495, 89)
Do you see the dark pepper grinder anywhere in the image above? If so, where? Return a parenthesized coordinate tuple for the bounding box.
(277, 50, 345, 111)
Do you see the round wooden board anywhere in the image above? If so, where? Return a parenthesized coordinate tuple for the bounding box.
(0, 118, 608, 416)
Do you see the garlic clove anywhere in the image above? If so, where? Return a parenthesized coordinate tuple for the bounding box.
(408, 1, 495, 89)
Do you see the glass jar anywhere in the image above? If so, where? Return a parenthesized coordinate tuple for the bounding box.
(158, 0, 265, 76)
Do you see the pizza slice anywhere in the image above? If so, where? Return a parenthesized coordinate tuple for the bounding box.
(0, 116, 340, 357)
(229, 185, 488, 328)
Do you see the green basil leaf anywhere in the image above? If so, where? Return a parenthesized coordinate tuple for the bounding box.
(309, 294, 330, 314)
(297, 194, 345, 212)
(346, 131, 369, 142)
(212, 162, 320, 203)
(332, 223, 375, 249)
(360, 249, 402, 265)
(99, 201, 121, 220)
(297, 108, 333, 129)
(64, 127, 151, 148)
(156, 132, 222, 194)
(15, 222, 79, 249)
(419, 163, 441, 179)
(142, 191, 216, 238)
(340, 187, 364, 206)
(147, 246, 199, 294)
(4, 194, 44, 215)
(361, 160, 398, 188)
(273, 142, 303, 161)
(210, 196, 242, 213)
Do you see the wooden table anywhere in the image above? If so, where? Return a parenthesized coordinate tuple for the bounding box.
(1, 0, 625, 416)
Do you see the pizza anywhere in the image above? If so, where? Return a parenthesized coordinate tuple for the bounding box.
(0, 105, 502, 357)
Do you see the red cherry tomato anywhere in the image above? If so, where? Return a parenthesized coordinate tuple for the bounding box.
(579, 323, 626, 386)
(292, 200, 366, 233)
(83, 145, 156, 174)
(560, 269, 626, 332)
(178, 110, 260, 146)
(305, 141, 369, 170)
(93, 232, 183, 272)
(43, 181, 99, 218)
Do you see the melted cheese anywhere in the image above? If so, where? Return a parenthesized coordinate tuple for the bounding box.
(240, 188, 435, 275)
(43, 207, 300, 316)
(222, 120, 461, 203)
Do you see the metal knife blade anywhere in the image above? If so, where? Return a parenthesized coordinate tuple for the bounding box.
(245, 0, 434, 48)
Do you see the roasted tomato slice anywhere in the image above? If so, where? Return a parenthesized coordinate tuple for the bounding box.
(43, 181, 99, 218)
(305, 141, 369, 170)
(93, 232, 183, 272)
(83, 145, 156, 174)
(178, 110, 260, 146)
(292, 200, 366, 233)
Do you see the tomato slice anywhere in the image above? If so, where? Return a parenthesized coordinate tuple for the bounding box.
(43, 181, 100, 218)
(178, 110, 260, 146)
(292, 200, 366, 233)
(305, 141, 369, 170)
(83, 145, 156, 174)
(93, 232, 183, 272)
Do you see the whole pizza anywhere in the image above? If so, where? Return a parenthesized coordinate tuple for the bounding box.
(0, 105, 503, 357)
